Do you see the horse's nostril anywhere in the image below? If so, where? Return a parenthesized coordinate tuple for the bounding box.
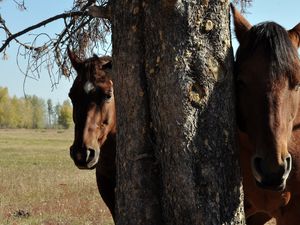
(70, 146, 86, 163)
(251, 153, 292, 190)
(283, 153, 292, 179)
(86, 148, 95, 163)
(251, 156, 264, 183)
(69, 146, 99, 169)
(86, 148, 99, 169)
(285, 154, 292, 168)
(253, 156, 285, 177)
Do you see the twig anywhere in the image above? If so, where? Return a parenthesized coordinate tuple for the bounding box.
(87, 5, 111, 19)
(0, 11, 85, 52)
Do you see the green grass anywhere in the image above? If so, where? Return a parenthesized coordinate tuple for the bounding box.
(0, 129, 113, 225)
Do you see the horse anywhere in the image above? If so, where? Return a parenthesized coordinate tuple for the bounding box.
(67, 49, 116, 220)
(231, 4, 300, 225)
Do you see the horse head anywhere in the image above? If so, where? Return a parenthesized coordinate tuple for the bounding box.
(232, 4, 300, 191)
(68, 49, 116, 169)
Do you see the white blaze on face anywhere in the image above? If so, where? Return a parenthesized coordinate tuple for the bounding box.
(84, 81, 95, 94)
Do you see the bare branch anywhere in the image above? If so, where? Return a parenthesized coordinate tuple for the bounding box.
(1, 23, 34, 51)
(87, 5, 111, 19)
(13, 0, 27, 11)
(0, 0, 111, 53)
(1, 0, 111, 85)
(233, 0, 252, 13)
(0, 0, 108, 93)
(0, 11, 84, 53)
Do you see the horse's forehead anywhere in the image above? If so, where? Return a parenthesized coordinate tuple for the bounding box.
(86, 57, 110, 68)
(70, 77, 94, 95)
(238, 46, 294, 77)
(83, 81, 95, 94)
(237, 51, 268, 77)
(84, 59, 108, 78)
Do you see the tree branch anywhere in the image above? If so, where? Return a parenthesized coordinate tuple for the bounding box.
(233, 0, 252, 12)
(0, 0, 111, 91)
(87, 5, 111, 20)
(0, 0, 111, 53)
(0, 11, 85, 53)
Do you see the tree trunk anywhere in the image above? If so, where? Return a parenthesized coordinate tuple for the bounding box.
(112, 0, 245, 224)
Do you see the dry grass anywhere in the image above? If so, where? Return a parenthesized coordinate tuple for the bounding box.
(0, 129, 278, 225)
(0, 129, 113, 225)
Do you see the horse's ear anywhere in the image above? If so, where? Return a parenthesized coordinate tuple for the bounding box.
(230, 3, 252, 43)
(67, 47, 83, 71)
(288, 23, 300, 49)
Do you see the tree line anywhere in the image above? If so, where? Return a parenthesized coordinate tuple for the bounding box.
(0, 86, 72, 129)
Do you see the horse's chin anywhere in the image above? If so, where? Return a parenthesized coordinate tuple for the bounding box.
(76, 163, 97, 170)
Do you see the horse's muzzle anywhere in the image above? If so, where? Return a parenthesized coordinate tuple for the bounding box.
(251, 153, 292, 191)
(70, 146, 100, 169)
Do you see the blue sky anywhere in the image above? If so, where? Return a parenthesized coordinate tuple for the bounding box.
(0, 0, 299, 103)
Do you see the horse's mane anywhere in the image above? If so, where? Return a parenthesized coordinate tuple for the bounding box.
(236, 22, 300, 81)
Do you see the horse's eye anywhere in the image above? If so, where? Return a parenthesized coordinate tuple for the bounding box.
(105, 90, 113, 100)
(105, 94, 112, 100)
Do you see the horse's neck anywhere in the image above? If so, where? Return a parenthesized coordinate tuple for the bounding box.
(96, 131, 116, 178)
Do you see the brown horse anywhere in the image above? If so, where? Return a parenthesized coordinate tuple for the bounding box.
(231, 4, 300, 225)
(67, 49, 116, 220)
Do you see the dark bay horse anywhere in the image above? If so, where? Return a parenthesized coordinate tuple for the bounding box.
(232, 4, 300, 225)
(67, 49, 116, 220)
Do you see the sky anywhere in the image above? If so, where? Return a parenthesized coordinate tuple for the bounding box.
(0, 0, 74, 104)
(0, 0, 299, 103)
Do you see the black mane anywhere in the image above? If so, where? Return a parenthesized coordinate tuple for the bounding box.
(236, 22, 299, 80)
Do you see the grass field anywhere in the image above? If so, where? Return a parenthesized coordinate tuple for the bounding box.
(0, 129, 277, 225)
(0, 129, 113, 225)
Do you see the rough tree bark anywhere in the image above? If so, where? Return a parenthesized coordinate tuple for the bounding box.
(112, 0, 245, 224)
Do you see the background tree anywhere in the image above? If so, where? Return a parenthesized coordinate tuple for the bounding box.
(0, 86, 73, 129)
(0, 0, 252, 224)
(0, 86, 59, 128)
(57, 100, 72, 129)
(0, 87, 11, 128)
(10, 96, 23, 128)
(47, 99, 53, 128)
(53, 103, 61, 128)
(22, 97, 35, 128)
(26, 95, 46, 129)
